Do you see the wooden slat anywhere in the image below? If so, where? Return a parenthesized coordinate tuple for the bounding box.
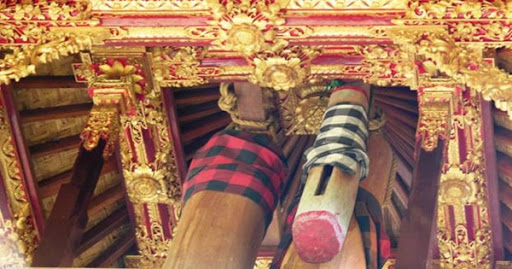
(77, 207, 129, 255)
(14, 76, 84, 89)
(86, 232, 135, 268)
(178, 103, 221, 124)
(494, 109, 512, 131)
(374, 87, 418, 102)
(87, 184, 125, 217)
(175, 90, 220, 107)
(495, 127, 512, 157)
(396, 156, 413, 190)
(378, 104, 418, 129)
(20, 103, 92, 123)
(374, 96, 418, 115)
(38, 159, 117, 198)
(502, 205, 512, 232)
(500, 180, 512, 211)
(181, 113, 231, 145)
(30, 135, 81, 159)
(498, 153, 512, 186)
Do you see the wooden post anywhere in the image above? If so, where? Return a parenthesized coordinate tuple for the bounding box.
(395, 139, 445, 269)
(164, 191, 266, 269)
(31, 139, 106, 267)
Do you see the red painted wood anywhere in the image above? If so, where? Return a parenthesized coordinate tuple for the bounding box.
(0, 85, 45, 235)
(395, 139, 445, 269)
(32, 139, 106, 267)
(480, 99, 505, 260)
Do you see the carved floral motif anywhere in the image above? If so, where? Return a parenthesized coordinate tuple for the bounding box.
(207, 0, 289, 55)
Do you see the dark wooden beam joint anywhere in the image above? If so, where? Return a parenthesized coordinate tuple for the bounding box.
(395, 139, 445, 269)
(31, 139, 107, 267)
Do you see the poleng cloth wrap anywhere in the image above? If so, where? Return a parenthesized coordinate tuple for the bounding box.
(183, 129, 288, 228)
(303, 102, 370, 181)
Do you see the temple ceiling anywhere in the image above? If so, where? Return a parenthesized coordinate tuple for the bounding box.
(0, 0, 512, 268)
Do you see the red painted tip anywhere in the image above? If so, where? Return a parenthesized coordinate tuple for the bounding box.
(292, 210, 344, 264)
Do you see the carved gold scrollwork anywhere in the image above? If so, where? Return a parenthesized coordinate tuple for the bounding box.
(389, 28, 512, 118)
(406, 0, 512, 19)
(0, 100, 38, 267)
(151, 46, 208, 88)
(80, 104, 120, 159)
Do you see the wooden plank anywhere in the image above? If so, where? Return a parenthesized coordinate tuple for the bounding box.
(38, 159, 117, 198)
(86, 232, 135, 268)
(178, 104, 221, 124)
(77, 207, 129, 254)
(30, 135, 81, 159)
(87, 184, 124, 216)
(14, 76, 84, 89)
(20, 103, 92, 123)
(175, 90, 220, 107)
(181, 114, 231, 145)
(395, 140, 445, 269)
(495, 126, 512, 157)
(32, 140, 106, 267)
(374, 96, 418, 115)
(374, 87, 418, 102)
(498, 153, 512, 186)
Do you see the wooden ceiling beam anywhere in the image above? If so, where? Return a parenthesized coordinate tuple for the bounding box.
(30, 135, 81, 159)
(175, 91, 220, 107)
(14, 76, 84, 89)
(77, 207, 129, 255)
(181, 113, 231, 145)
(86, 232, 135, 268)
(87, 184, 125, 217)
(20, 103, 92, 123)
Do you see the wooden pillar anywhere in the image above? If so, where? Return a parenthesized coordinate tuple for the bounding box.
(31, 139, 107, 267)
(164, 191, 266, 269)
(395, 140, 445, 269)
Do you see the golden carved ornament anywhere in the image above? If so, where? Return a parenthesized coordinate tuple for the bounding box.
(207, 0, 289, 55)
(254, 256, 272, 269)
(0, 103, 38, 267)
(80, 104, 120, 159)
(0, 0, 93, 21)
(123, 164, 177, 204)
(151, 46, 207, 88)
(416, 87, 453, 151)
(406, 0, 512, 19)
(0, 32, 94, 85)
(439, 167, 477, 205)
(389, 28, 512, 118)
(91, 0, 209, 13)
(286, 0, 405, 10)
(249, 45, 322, 91)
(277, 82, 327, 134)
(436, 89, 493, 268)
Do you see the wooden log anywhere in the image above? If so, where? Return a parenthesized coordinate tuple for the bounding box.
(292, 85, 369, 263)
(31, 140, 106, 267)
(395, 140, 445, 269)
(164, 191, 266, 269)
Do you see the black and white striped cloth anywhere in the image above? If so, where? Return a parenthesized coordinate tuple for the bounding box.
(303, 102, 369, 181)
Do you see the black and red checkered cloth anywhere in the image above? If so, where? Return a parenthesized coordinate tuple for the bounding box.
(182, 129, 288, 228)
